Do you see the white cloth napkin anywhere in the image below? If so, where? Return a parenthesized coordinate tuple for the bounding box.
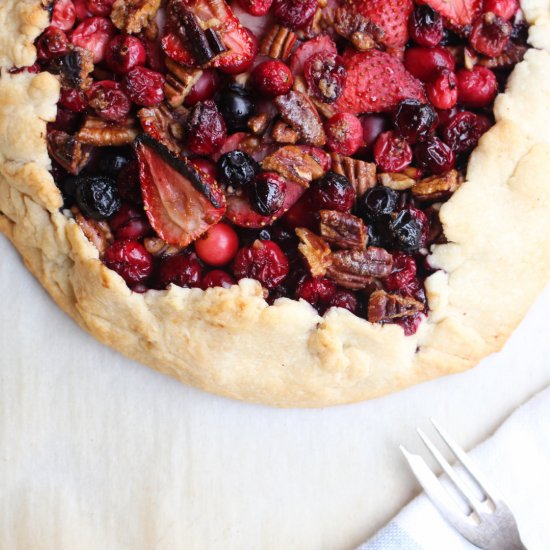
(360, 385, 550, 550)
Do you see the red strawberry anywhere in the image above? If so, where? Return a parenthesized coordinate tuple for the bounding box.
(237, 0, 273, 16)
(335, 50, 426, 115)
(289, 34, 337, 75)
(212, 26, 258, 74)
(345, 0, 413, 49)
(226, 180, 305, 228)
(135, 135, 226, 247)
(417, 0, 483, 26)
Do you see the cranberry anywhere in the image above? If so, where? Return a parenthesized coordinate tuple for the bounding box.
(374, 131, 412, 172)
(404, 46, 455, 82)
(117, 160, 142, 205)
(87, 81, 131, 122)
(384, 253, 417, 291)
(201, 270, 236, 289)
(74, 0, 93, 20)
(186, 100, 227, 156)
(238, 0, 273, 16)
(104, 240, 153, 284)
(84, 0, 115, 16)
(195, 223, 239, 266)
(456, 66, 498, 108)
(51, 0, 77, 31)
(272, 0, 317, 30)
(469, 13, 511, 57)
(109, 204, 152, 240)
(156, 253, 203, 289)
(427, 69, 458, 110)
(304, 52, 346, 104)
(361, 114, 391, 151)
(59, 87, 88, 112)
(441, 111, 485, 154)
(415, 137, 456, 174)
(252, 60, 294, 96)
(70, 16, 115, 63)
(436, 106, 461, 129)
(393, 99, 436, 143)
(325, 113, 363, 156)
(396, 313, 424, 336)
(124, 66, 165, 106)
(327, 290, 357, 314)
(130, 283, 149, 293)
(282, 193, 318, 231)
(310, 172, 355, 212)
(485, 0, 518, 19)
(105, 34, 146, 74)
(295, 276, 336, 313)
(250, 172, 287, 216)
(36, 26, 70, 60)
(185, 70, 221, 106)
(409, 6, 444, 47)
(49, 107, 82, 133)
(233, 240, 289, 289)
(142, 38, 165, 72)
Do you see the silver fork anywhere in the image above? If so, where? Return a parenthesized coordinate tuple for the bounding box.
(400, 418, 527, 550)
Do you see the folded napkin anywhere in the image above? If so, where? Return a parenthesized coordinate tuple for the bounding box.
(360, 385, 550, 550)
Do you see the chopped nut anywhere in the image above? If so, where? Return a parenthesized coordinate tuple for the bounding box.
(260, 24, 297, 61)
(143, 237, 181, 258)
(326, 247, 393, 289)
(47, 130, 92, 175)
(411, 170, 460, 202)
(403, 166, 421, 179)
(140, 18, 158, 41)
(271, 121, 300, 144)
(110, 0, 161, 34)
(367, 290, 424, 323)
(138, 104, 188, 154)
(478, 43, 527, 69)
(378, 172, 417, 191)
(262, 145, 325, 186)
(164, 57, 203, 108)
(333, 7, 384, 51)
(293, 75, 335, 119)
(464, 46, 478, 70)
(72, 207, 113, 256)
(275, 90, 327, 147)
(296, 227, 332, 277)
(319, 210, 368, 250)
(247, 113, 270, 135)
(331, 153, 377, 196)
(50, 47, 94, 89)
(77, 116, 139, 147)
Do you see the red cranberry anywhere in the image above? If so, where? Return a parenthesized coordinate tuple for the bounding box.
(70, 16, 116, 63)
(384, 253, 417, 292)
(233, 240, 289, 289)
(104, 240, 153, 284)
(374, 131, 413, 172)
(325, 113, 364, 156)
(295, 276, 336, 312)
(250, 172, 287, 216)
(272, 0, 317, 30)
(282, 193, 318, 231)
(469, 13, 512, 57)
(393, 99, 436, 143)
(304, 52, 346, 104)
(396, 313, 424, 336)
(74, 0, 93, 19)
(201, 270, 236, 289)
(252, 60, 294, 96)
(36, 26, 70, 60)
(195, 223, 239, 266)
(409, 5, 444, 47)
(109, 203, 152, 240)
(49, 107, 82, 133)
(184, 70, 222, 106)
(59, 87, 88, 112)
(238, 0, 273, 16)
(156, 253, 203, 289)
(484, 0, 518, 19)
(84, 0, 115, 16)
(436, 106, 461, 129)
(327, 290, 357, 314)
(361, 114, 391, 151)
(427, 69, 458, 110)
(310, 172, 355, 212)
(87, 80, 131, 122)
(130, 283, 149, 293)
(441, 111, 485, 154)
(142, 38, 165, 72)
(51, 0, 77, 31)
(404, 46, 455, 82)
(105, 34, 146, 74)
(456, 66, 498, 108)
(186, 100, 227, 156)
(123, 66, 165, 106)
(414, 137, 456, 175)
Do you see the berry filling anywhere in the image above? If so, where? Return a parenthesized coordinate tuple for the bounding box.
(32, 0, 530, 335)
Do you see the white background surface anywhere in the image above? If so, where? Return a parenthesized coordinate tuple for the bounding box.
(1, 233, 549, 550)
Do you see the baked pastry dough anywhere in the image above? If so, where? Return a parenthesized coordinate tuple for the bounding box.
(1, 0, 550, 407)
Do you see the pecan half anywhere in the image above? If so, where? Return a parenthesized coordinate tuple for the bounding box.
(378, 172, 417, 191)
(248, 113, 270, 135)
(478, 43, 527, 69)
(47, 131, 92, 175)
(296, 227, 332, 277)
(260, 24, 297, 61)
(271, 120, 300, 144)
(143, 237, 181, 258)
(411, 169, 460, 202)
(326, 247, 393, 289)
(333, 6, 384, 51)
(331, 153, 376, 196)
(50, 47, 93, 89)
(111, 0, 161, 34)
(138, 104, 187, 154)
(71, 207, 114, 256)
(261, 145, 325, 187)
(77, 116, 139, 146)
(319, 210, 367, 250)
(275, 91, 327, 147)
(367, 290, 424, 323)
(293, 75, 335, 119)
(164, 58, 203, 108)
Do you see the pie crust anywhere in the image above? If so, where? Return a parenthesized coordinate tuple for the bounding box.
(1, 0, 550, 407)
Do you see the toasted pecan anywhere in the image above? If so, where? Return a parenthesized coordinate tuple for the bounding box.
(144, 237, 181, 258)
(248, 113, 270, 135)
(478, 43, 527, 69)
(296, 227, 332, 277)
(293, 76, 336, 119)
(367, 290, 424, 323)
(378, 172, 417, 191)
(331, 153, 376, 196)
(319, 210, 368, 250)
(411, 170, 460, 202)
(333, 6, 384, 51)
(164, 58, 203, 108)
(138, 104, 188, 154)
(47, 131, 92, 175)
(261, 145, 326, 187)
(110, 0, 161, 33)
(260, 24, 297, 61)
(77, 116, 139, 147)
(71, 207, 114, 257)
(271, 121, 300, 144)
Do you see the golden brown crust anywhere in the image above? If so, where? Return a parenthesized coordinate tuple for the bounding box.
(1, 1, 550, 407)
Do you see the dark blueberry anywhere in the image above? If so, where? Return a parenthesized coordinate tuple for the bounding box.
(97, 149, 131, 177)
(250, 172, 287, 216)
(217, 150, 260, 189)
(75, 175, 121, 220)
(393, 99, 437, 143)
(358, 186, 398, 221)
(61, 175, 80, 202)
(216, 84, 254, 133)
(389, 210, 422, 251)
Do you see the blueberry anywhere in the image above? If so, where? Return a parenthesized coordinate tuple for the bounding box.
(389, 210, 422, 251)
(75, 176, 121, 220)
(358, 186, 398, 221)
(216, 85, 254, 132)
(97, 149, 131, 177)
(250, 172, 286, 216)
(217, 150, 260, 189)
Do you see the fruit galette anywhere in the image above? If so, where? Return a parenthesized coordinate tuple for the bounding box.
(0, 0, 549, 406)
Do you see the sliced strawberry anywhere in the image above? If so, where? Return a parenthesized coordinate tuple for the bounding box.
(226, 180, 305, 228)
(345, 0, 413, 49)
(417, 0, 483, 26)
(237, 0, 273, 17)
(212, 25, 258, 74)
(335, 50, 426, 115)
(289, 34, 337, 76)
(161, 28, 196, 66)
(135, 134, 226, 247)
